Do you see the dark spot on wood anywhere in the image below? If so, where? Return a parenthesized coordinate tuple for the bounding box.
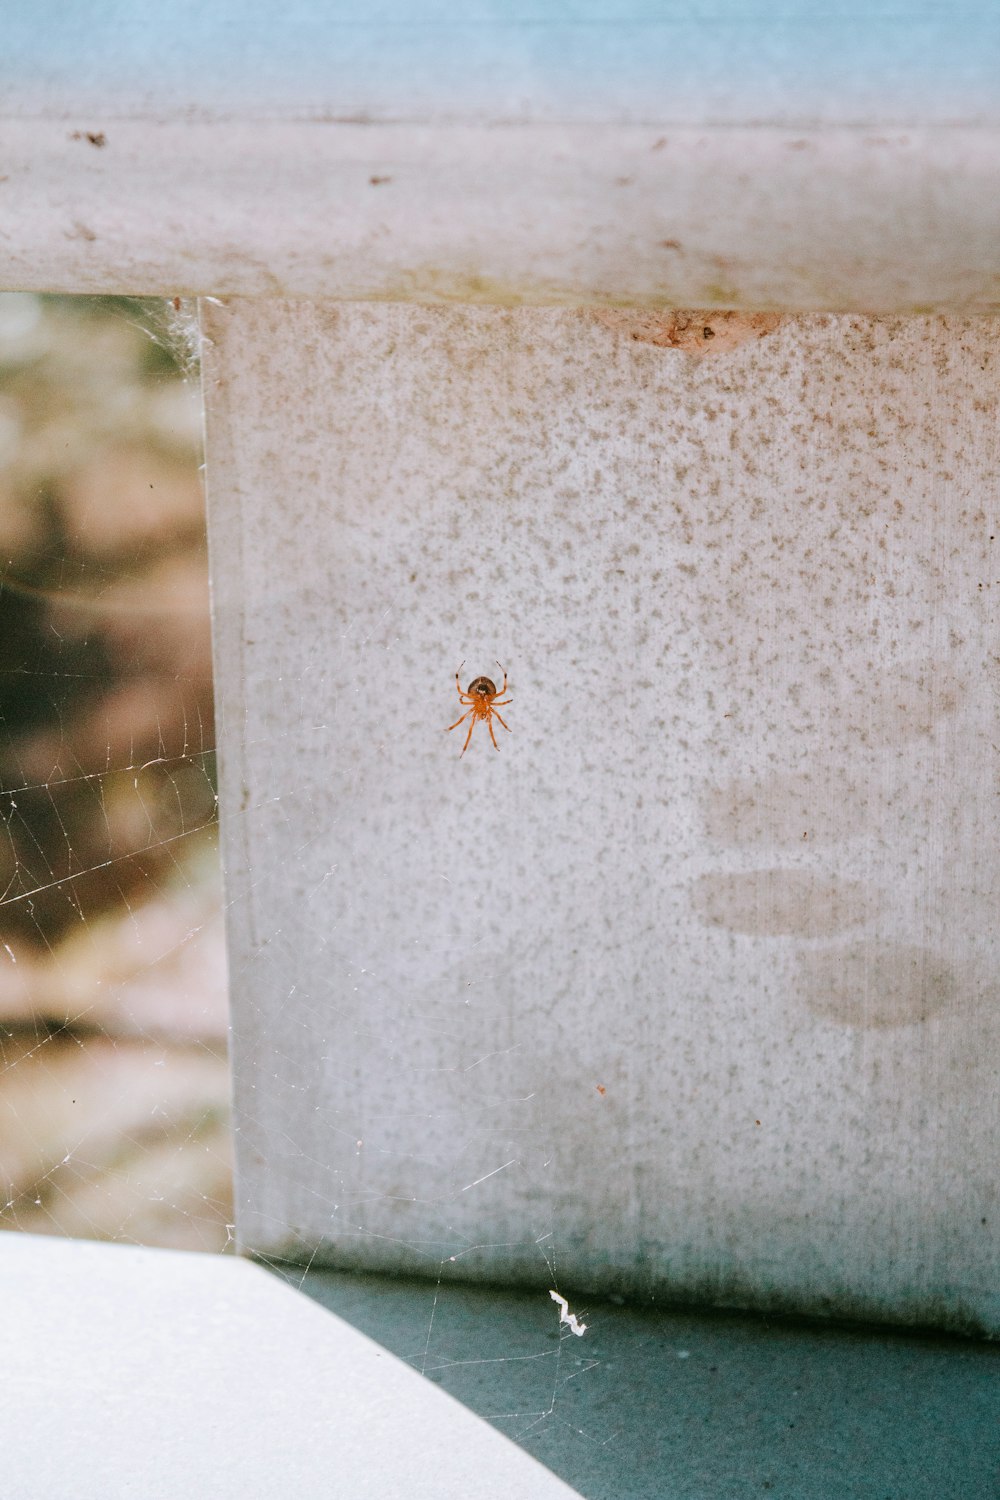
(691, 869, 874, 937)
(796, 942, 958, 1027)
(591, 309, 781, 356)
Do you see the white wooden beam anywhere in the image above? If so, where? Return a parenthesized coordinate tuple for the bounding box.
(203, 298, 1000, 1335)
(2, 5, 999, 308)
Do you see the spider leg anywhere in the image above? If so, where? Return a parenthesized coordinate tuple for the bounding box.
(491, 698, 512, 707)
(491, 709, 512, 732)
(486, 715, 500, 750)
(460, 717, 477, 756)
(454, 662, 467, 699)
(446, 708, 473, 732)
(494, 661, 507, 695)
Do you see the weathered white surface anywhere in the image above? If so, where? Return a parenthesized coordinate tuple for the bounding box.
(2, 5, 1000, 307)
(4, 120, 999, 309)
(204, 300, 1000, 1335)
(2, 1231, 578, 1500)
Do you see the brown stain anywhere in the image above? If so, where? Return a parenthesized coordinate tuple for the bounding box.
(70, 130, 107, 148)
(691, 869, 874, 938)
(591, 309, 781, 356)
(849, 663, 965, 743)
(702, 769, 870, 846)
(796, 942, 958, 1027)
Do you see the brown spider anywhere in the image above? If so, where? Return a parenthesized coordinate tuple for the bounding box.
(445, 661, 512, 756)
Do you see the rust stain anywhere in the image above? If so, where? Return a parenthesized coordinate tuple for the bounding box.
(591, 309, 781, 356)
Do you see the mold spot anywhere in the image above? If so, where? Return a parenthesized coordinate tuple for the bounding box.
(591, 309, 781, 356)
(690, 869, 874, 937)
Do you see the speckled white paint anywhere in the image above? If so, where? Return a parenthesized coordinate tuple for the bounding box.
(204, 301, 1000, 1334)
(2, 121, 999, 309)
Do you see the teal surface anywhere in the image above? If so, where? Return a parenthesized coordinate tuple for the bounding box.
(4, 3, 999, 124)
(276, 1264, 1000, 1500)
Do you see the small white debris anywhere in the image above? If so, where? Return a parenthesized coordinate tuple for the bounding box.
(549, 1289, 588, 1337)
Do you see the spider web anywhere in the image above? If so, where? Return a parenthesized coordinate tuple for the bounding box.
(0, 293, 232, 1254)
(0, 293, 608, 1466)
(194, 298, 1000, 1486)
(6, 296, 1000, 1498)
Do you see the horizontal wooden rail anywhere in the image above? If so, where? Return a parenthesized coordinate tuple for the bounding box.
(2, 5, 999, 308)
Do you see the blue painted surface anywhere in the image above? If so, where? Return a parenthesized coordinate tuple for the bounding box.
(3, 2, 999, 124)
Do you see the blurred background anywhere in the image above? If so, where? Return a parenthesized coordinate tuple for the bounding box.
(0, 294, 232, 1251)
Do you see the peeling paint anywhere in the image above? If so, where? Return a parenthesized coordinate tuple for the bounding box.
(590, 308, 782, 354)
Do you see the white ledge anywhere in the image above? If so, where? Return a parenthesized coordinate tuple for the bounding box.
(4, 1233, 578, 1500)
(2, 6, 999, 307)
(3, 120, 999, 308)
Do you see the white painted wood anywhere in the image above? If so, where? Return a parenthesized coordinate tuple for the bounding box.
(204, 299, 1000, 1336)
(3, 1232, 579, 1500)
(2, 5, 999, 307)
(3, 120, 999, 309)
